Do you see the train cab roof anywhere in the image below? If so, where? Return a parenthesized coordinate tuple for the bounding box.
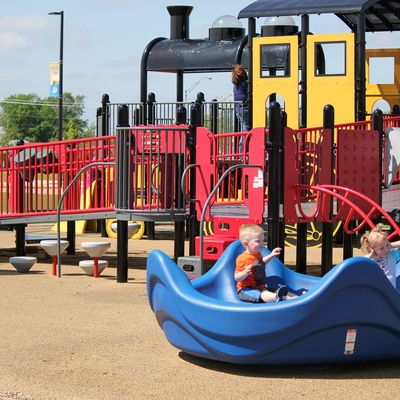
(238, 0, 400, 32)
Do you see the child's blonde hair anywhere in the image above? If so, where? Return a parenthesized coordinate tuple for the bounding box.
(239, 224, 264, 243)
(360, 223, 388, 255)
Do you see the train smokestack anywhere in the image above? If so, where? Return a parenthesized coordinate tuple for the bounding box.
(167, 5, 193, 40)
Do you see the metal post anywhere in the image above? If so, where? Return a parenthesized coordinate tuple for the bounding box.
(176, 105, 187, 124)
(279, 111, 287, 263)
(66, 221, 75, 255)
(96, 107, 102, 137)
(188, 104, 202, 255)
(142, 95, 157, 236)
(296, 223, 307, 274)
(133, 108, 140, 126)
(174, 220, 185, 261)
(15, 224, 26, 256)
(101, 94, 110, 137)
(267, 102, 282, 253)
(299, 14, 309, 128)
(147, 92, 156, 125)
(355, 12, 366, 122)
(15, 141, 26, 256)
(116, 104, 130, 283)
(58, 11, 64, 141)
(321, 104, 334, 274)
(373, 108, 383, 210)
(210, 99, 218, 134)
(247, 17, 256, 130)
(49, 11, 64, 142)
(196, 92, 205, 104)
(190, 101, 202, 127)
(117, 220, 128, 283)
(177, 70, 184, 102)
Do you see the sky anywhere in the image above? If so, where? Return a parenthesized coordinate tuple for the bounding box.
(1, 0, 399, 126)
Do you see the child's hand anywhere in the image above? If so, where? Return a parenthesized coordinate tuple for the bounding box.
(366, 248, 377, 259)
(270, 247, 282, 257)
(244, 264, 253, 275)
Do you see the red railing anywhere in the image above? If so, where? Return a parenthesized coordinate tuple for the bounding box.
(0, 136, 116, 219)
(115, 125, 191, 215)
(1, 115, 399, 227)
(293, 116, 400, 190)
(296, 184, 400, 240)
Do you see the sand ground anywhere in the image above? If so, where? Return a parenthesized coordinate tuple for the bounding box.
(0, 223, 399, 400)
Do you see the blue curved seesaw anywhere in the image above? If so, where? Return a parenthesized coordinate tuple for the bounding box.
(146, 240, 400, 365)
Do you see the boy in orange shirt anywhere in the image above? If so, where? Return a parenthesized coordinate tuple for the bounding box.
(235, 224, 298, 303)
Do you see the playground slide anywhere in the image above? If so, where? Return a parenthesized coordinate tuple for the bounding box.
(147, 240, 400, 365)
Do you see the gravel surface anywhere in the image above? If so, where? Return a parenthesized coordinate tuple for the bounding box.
(2, 224, 400, 400)
(0, 392, 36, 400)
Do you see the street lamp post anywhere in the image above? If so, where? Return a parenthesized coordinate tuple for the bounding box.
(185, 77, 212, 102)
(49, 11, 64, 142)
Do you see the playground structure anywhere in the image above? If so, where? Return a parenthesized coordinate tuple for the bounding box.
(0, 0, 400, 282)
(1, 105, 400, 277)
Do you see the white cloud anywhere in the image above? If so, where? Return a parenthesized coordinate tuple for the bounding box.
(0, 13, 53, 32)
(0, 31, 32, 55)
(105, 56, 138, 68)
(0, 72, 24, 85)
(65, 27, 91, 47)
(113, 71, 139, 80)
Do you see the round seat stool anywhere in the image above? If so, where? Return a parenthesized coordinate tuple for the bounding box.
(79, 260, 108, 276)
(81, 241, 111, 258)
(9, 256, 37, 273)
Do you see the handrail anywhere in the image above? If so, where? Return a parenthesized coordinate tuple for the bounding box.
(198, 164, 262, 274)
(296, 184, 400, 239)
(180, 164, 200, 203)
(56, 161, 116, 277)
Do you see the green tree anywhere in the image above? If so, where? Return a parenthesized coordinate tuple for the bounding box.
(81, 123, 96, 138)
(0, 93, 93, 146)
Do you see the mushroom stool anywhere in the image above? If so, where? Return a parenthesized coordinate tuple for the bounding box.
(80, 242, 111, 278)
(111, 222, 140, 239)
(40, 240, 69, 276)
(9, 256, 37, 273)
(79, 260, 108, 276)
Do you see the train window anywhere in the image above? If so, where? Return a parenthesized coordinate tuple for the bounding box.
(260, 44, 290, 78)
(315, 41, 346, 76)
(369, 57, 394, 84)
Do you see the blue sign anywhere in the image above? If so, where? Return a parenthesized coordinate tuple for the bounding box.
(50, 84, 59, 97)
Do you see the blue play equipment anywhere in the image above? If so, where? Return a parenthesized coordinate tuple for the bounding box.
(147, 240, 400, 365)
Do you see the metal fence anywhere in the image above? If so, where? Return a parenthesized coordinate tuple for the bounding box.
(102, 100, 246, 136)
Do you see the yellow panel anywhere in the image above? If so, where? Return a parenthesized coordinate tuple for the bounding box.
(307, 33, 355, 127)
(252, 36, 299, 129)
(366, 49, 400, 113)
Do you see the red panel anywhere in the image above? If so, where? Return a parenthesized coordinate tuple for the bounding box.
(195, 236, 237, 260)
(195, 127, 267, 225)
(337, 129, 380, 219)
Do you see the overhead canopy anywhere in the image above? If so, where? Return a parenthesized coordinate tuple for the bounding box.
(238, 0, 400, 32)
